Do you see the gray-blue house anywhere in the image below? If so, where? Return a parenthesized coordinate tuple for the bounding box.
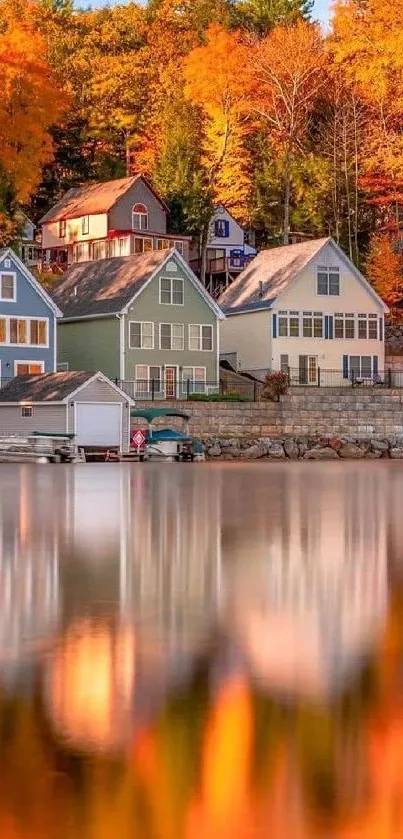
(0, 248, 62, 384)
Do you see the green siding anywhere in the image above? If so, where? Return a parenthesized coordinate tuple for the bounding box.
(58, 317, 120, 379)
(124, 259, 218, 381)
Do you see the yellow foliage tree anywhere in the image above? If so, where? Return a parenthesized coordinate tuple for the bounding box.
(366, 234, 403, 314)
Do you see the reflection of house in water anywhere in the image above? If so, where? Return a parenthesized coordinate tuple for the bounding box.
(128, 467, 222, 640)
(0, 466, 61, 680)
(221, 467, 388, 697)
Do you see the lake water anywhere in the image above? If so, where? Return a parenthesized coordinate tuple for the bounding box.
(0, 461, 402, 837)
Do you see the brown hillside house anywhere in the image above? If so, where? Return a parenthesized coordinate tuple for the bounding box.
(40, 175, 191, 273)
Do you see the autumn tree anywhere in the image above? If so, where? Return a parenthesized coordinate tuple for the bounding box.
(233, 0, 314, 35)
(331, 0, 403, 226)
(366, 234, 403, 314)
(251, 19, 328, 243)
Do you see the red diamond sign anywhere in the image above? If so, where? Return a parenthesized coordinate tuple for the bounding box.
(131, 429, 146, 449)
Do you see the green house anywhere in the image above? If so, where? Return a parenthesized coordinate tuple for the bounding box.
(52, 248, 224, 399)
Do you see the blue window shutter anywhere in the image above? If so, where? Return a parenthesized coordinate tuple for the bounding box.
(224, 220, 230, 237)
(272, 313, 277, 338)
(379, 317, 383, 341)
(328, 316, 333, 339)
(343, 355, 349, 379)
(373, 355, 379, 377)
(324, 316, 329, 339)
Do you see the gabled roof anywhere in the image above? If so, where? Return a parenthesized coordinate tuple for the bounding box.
(39, 175, 169, 225)
(50, 249, 224, 320)
(218, 237, 389, 314)
(0, 371, 94, 403)
(0, 248, 63, 317)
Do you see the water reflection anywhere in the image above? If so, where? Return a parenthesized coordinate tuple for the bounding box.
(0, 462, 401, 836)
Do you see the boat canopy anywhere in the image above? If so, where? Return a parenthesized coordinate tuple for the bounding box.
(131, 407, 191, 422)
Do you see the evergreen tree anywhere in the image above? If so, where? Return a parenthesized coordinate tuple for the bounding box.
(233, 0, 314, 35)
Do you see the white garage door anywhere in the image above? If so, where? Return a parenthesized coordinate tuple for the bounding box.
(75, 403, 121, 447)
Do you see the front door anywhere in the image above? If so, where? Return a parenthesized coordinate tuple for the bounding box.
(165, 366, 177, 399)
(299, 355, 318, 385)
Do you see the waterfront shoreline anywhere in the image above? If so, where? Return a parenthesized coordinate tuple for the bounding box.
(203, 436, 403, 460)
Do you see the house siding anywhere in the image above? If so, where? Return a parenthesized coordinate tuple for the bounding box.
(109, 180, 167, 235)
(219, 310, 271, 375)
(58, 317, 120, 380)
(0, 252, 57, 379)
(0, 404, 66, 435)
(66, 377, 131, 451)
(124, 259, 218, 382)
(42, 215, 108, 249)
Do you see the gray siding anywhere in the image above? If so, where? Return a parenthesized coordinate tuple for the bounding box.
(0, 404, 66, 435)
(0, 251, 57, 377)
(109, 180, 167, 235)
(67, 377, 131, 451)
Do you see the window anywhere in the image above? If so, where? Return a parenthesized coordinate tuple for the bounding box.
(348, 356, 372, 379)
(129, 321, 154, 349)
(182, 366, 206, 394)
(119, 238, 129, 257)
(280, 354, 289, 373)
(159, 276, 184, 305)
(0, 272, 15, 301)
(369, 314, 378, 339)
(134, 237, 153, 254)
(160, 323, 184, 350)
(317, 265, 340, 296)
(92, 240, 106, 261)
(302, 312, 313, 338)
(30, 319, 47, 346)
(74, 242, 89, 262)
(358, 314, 367, 339)
(0, 319, 5, 343)
(174, 240, 184, 256)
(214, 219, 229, 238)
(334, 313, 355, 339)
(21, 406, 33, 418)
(357, 313, 378, 340)
(10, 319, 27, 344)
(59, 220, 66, 238)
(157, 239, 170, 250)
(314, 313, 323, 338)
(189, 324, 213, 351)
(81, 216, 89, 236)
(277, 311, 300, 338)
(135, 364, 161, 396)
(132, 204, 148, 231)
(15, 362, 44, 376)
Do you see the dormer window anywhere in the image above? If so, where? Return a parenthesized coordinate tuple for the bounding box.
(59, 220, 66, 238)
(132, 204, 148, 231)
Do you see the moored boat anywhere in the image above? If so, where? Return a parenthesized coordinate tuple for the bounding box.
(130, 408, 205, 462)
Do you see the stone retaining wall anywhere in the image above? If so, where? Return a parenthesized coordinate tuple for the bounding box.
(203, 436, 402, 460)
(135, 387, 403, 439)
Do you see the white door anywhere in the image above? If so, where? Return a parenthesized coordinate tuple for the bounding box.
(75, 403, 121, 447)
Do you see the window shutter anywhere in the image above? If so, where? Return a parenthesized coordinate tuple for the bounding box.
(272, 313, 277, 338)
(324, 316, 329, 339)
(224, 220, 230, 237)
(328, 316, 333, 339)
(373, 355, 378, 378)
(343, 355, 349, 379)
(379, 317, 383, 341)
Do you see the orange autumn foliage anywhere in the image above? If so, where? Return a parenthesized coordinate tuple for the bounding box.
(366, 234, 403, 311)
(0, 4, 62, 202)
(183, 25, 253, 221)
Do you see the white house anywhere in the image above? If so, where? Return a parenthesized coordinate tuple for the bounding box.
(218, 237, 389, 384)
(190, 204, 256, 298)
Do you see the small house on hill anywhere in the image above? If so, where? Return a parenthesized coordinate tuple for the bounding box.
(51, 248, 224, 398)
(218, 237, 388, 384)
(40, 175, 191, 271)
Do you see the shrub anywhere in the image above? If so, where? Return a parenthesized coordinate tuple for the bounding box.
(261, 370, 289, 401)
(188, 392, 251, 402)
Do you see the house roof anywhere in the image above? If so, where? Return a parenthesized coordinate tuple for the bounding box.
(50, 248, 225, 320)
(51, 249, 171, 318)
(218, 237, 388, 314)
(0, 248, 63, 317)
(219, 238, 331, 314)
(39, 175, 169, 225)
(0, 372, 95, 403)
